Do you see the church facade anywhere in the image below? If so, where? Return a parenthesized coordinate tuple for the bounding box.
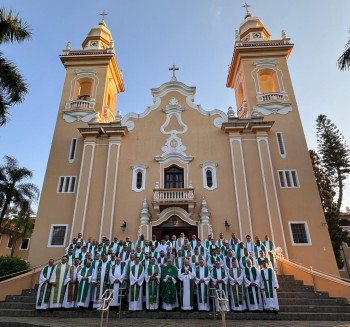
(28, 13, 339, 276)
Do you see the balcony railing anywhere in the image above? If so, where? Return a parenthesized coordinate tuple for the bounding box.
(153, 188, 194, 202)
(256, 92, 289, 104)
(65, 99, 95, 110)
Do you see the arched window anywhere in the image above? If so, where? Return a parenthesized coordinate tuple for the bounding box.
(136, 172, 143, 189)
(206, 170, 213, 188)
(201, 162, 218, 190)
(258, 69, 278, 93)
(73, 78, 93, 101)
(164, 165, 184, 189)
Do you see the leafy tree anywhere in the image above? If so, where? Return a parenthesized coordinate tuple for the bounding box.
(0, 202, 34, 257)
(338, 32, 350, 71)
(0, 7, 31, 126)
(0, 255, 29, 281)
(309, 150, 348, 268)
(0, 156, 39, 226)
(316, 114, 350, 214)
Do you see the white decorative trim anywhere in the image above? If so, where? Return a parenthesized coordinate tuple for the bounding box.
(81, 143, 95, 236)
(266, 140, 289, 258)
(201, 162, 218, 191)
(288, 221, 312, 246)
(109, 141, 121, 241)
(257, 137, 275, 241)
(69, 71, 99, 102)
(251, 63, 285, 94)
(151, 207, 197, 226)
(252, 104, 292, 116)
(229, 138, 243, 240)
(131, 164, 147, 192)
(48, 224, 68, 248)
(63, 109, 99, 123)
(122, 80, 227, 130)
(160, 99, 188, 135)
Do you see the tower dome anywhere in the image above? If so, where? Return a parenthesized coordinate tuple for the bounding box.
(237, 13, 270, 42)
(82, 20, 113, 50)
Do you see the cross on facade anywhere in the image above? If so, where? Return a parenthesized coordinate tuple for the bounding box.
(169, 64, 179, 78)
(242, 3, 251, 14)
(99, 10, 108, 21)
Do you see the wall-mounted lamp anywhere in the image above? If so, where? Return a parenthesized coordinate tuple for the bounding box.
(225, 220, 230, 231)
(121, 221, 127, 232)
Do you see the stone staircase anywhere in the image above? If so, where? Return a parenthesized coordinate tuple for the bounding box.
(0, 274, 349, 321)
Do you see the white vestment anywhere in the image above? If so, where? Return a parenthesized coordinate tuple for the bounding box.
(178, 266, 195, 310)
(63, 265, 81, 308)
(49, 263, 69, 308)
(109, 264, 126, 306)
(76, 266, 94, 308)
(92, 261, 109, 308)
(195, 266, 210, 311)
(36, 265, 54, 309)
(211, 268, 229, 312)
(228, 268, 246, 311)
(128, 263, 145, 311)
(261, 268, 279, 311)
(244, 267, 263, 311)
(145, 264, 160, 310)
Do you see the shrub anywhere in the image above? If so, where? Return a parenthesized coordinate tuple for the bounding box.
(0, 256, 29, 281)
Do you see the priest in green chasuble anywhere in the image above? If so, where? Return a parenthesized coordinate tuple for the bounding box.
(244, 258, 263, 311)
(92, 255, 111, 309)
(128, 257, 145, 311)
(195, 259, 210, 311)
(76, 260, 94, 308)
(228, 259, 246, 311)
(63, 258, 81, 308)
(145, 257, 160, 310)
(178, 258, 195, 310)
(49, 256, 70, 308)
(260, 260, 279, 311)
(36, 259, 55, 310)
(210, 260, 229, 311)
(109, 257, 126, 307)
(161, 258, 179, 310)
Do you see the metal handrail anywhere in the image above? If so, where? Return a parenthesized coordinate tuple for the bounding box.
(277, 255, 350, 285)
(98, 288, 114, 327)
(0, 257, 61, 283)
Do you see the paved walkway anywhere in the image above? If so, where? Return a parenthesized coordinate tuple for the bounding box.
(0, 318, 349, 327)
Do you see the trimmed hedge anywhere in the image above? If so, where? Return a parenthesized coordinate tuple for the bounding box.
(0, 256, 29, 281)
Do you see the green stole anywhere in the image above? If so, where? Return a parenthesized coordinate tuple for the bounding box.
(77, 266, 94, 302)
(174, 257, 183, 269)
(210, 255, 222, 265)
(191, 254, 202, 264)
(130, 264, 143, 302)
(258, 257, 269, 267)
(229, 268, 243, 307)
(212, 267, 227, 293)
(37, 265, 54, 306)
(254, 244, 266, 258)
(244, 267, 260, 305)
(95, 261, 110, 300)
(195, 266, 208, 303)
(241, 256, 253, 268)
(261, 268, 274, 298)
(182, 249, 191, 258)
(180, 266, 194, 306)
(197, 246, 205, 256)
(147, 264, 159, 304)
(225, 256, 236, 269)
(264, 241, 275, 267)
(67, 265, 81, 302)
(52, 263, 70, 305)
(161, 265, 178, 304)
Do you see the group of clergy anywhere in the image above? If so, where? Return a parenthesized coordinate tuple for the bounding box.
(36, 232, 279, 313)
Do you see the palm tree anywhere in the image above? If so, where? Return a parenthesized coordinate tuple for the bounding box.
(0, 156, 39, 226)
(0, 7, 31, 126)
(338, 31, 350, 71)
(0, 202, 34, 257)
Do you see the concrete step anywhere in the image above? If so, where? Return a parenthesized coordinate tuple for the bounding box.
(0, 302, 35, 309)
(5, 296, 36, 303)
(277, 280, 303, 286)
(276, 275, 295, 281)
(277, 291, 328, 299)
(279, 298, 348, 306)
(21, 289, 37, 296)
(280, 305, 350, 313)
(278, 286, 314, 292)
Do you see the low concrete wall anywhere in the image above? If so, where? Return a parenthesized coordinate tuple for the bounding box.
(277, 258, 350, 303)
(0, 269, 41, 301)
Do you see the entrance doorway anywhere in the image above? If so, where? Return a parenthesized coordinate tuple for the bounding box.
(152, 215, 197, 240)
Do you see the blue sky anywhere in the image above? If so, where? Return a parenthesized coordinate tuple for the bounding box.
(1, 0, 350, 211)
